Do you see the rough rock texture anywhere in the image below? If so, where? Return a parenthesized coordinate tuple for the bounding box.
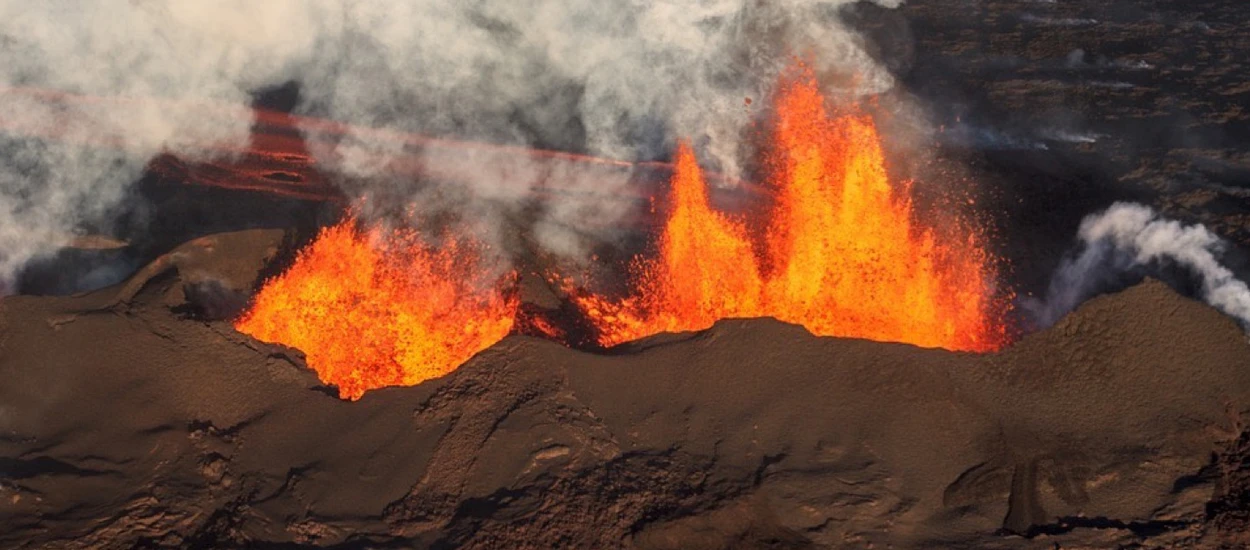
(851, 0, 1250, 296)
(1, 233, 1249, 549)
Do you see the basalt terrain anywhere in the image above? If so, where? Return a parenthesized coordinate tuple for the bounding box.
(1, 230, 1249, 549)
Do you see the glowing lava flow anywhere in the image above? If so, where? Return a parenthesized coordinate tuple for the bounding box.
(570, 69, 1010, 352)
(571, 142, 765, 346)
(235, 218, 517, 400)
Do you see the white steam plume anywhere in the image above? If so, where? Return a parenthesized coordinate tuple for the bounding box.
(0, 0, 900, 292)
(0, 0, 311, 292)
(1028, 202, 1250, 328)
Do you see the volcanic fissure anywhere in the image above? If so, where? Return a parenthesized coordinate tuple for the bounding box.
(233, 63, 1013, 400)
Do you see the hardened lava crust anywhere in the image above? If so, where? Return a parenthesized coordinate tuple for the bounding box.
(1, 230, 1248, 549)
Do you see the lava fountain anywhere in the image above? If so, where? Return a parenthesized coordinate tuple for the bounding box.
(569, 66, 1011, 352)
(235, 217, 517, 400)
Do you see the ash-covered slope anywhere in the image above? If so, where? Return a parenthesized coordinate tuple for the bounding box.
(1, 232, 1249, 549)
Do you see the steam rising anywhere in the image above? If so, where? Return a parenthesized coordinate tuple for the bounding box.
(1029, 202, 1250, 328)
(0, 0, 899, 292)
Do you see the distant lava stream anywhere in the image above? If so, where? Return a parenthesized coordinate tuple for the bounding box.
(0, 85, 766, 225)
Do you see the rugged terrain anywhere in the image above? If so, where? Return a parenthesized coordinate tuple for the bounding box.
(870, 0, 1250, 294)
(1, 230, 1249, 549)
(5, 0, 1250, 548)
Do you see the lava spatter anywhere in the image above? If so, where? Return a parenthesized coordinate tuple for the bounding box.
(569, 63, 1010, 352)
(235, 217, 517, 400)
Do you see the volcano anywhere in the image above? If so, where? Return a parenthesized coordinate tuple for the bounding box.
(5, 0, 1250, 548)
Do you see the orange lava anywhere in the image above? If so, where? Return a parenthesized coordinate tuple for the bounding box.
(235, 217, 517, 400)
(569, 67, 1010, 352)
(570, 142, 765, 346)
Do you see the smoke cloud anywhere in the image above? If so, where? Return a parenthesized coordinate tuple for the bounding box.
(1027, 202, 1250, 328)
(0, 0, 901, 292)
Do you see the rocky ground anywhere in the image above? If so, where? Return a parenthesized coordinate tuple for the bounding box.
(0, 230, 1248, 549)
(851, 0, 1250, 295)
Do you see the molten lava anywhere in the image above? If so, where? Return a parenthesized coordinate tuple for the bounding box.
(235, 217, 517, 400)
(571, 142, 766, 346)
(570, 67, 1010, 352)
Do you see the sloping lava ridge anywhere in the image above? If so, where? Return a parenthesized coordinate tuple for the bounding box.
(1, 229, 1249, 549)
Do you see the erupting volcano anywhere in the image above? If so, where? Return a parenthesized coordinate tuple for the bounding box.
(232, 65, 1009, 402)
(571, 66, 1010, 351)
(9, 1, 1250, 547)
(234, 217, 517, 400)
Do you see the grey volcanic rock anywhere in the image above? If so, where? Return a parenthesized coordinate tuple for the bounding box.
(852, 0, 1250, 299)
(1, 234, 1249, 549)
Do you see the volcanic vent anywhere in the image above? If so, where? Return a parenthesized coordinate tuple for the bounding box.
(228, 63, 1013, 402)
(234, 216, 517, 400)
(565, 66, 1010, 352)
